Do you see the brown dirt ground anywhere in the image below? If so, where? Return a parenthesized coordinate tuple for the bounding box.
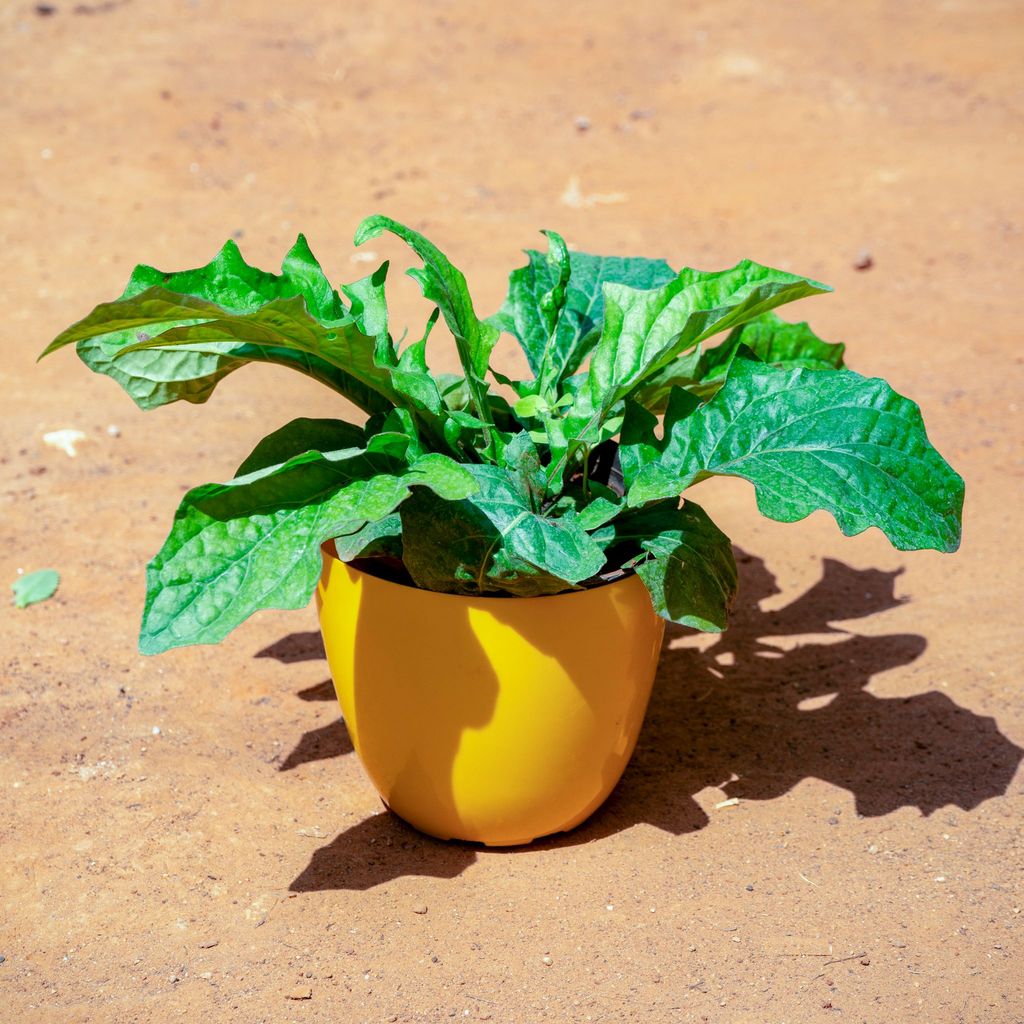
(2, 1, 1023, 1021)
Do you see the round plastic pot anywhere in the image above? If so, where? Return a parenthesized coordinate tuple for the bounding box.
(316, 544, 665, 846)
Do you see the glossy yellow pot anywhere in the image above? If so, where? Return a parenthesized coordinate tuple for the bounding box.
(316, 544, 665, 846)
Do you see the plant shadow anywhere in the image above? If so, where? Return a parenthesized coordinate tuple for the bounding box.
(283, 550, 1023, 890)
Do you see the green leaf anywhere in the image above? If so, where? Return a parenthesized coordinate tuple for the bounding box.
(234, 417, 365, 477)
(588, 260, 831, 414)
(609, 500, 736, 631)
(12, 569, 60, 608)
(400, 464, 606, 597)
(121, 235, 347, 317)
(500, 430, 546, 512)
(632, 313, 846, 412)
(574, 494, 623, 531)
(332, 513, 403, 561)
(355, 215, 499, 455)
(490, 238, 676, 389)
(627, 345, 706, 413)
(140, 447, 476, 653)
(629, 359, 964, 553)
(339, 261, 393, 355)
(706, 311, 846, 376)
(40, 238, 396, 418)
(118, 295, 403, 403)
(513, 393, 549, 419)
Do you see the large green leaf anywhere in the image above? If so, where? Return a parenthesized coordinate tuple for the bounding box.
(40, 237, 396, 417)
(354, 215, 500, 456)
(588, 260, 831, 414)
(592, 499, 737, 631)
(629, 358, 964, 553)
(400, 464, 606, 597)
(489, 232, 676, 390)
(119, 295, 404, 403)
(139, 447, 476, 653)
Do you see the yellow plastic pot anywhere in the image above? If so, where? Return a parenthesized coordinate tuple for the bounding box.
(316, 544, 665, 846)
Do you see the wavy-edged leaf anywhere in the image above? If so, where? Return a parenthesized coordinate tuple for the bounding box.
(629, 359, 964, 553)
(119, 235, 346, 317)
(119, 293, 403, 397)
(490, 237, 676, 389)
(589, 261, 831, 414)
(140, 447, 476, 653)
(400, 464, 606, 597)
(40, 237, 396, 417)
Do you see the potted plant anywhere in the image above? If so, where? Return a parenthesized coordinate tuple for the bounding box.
(40, 216, 963, 845)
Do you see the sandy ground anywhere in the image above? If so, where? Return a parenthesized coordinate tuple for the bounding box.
(2, 1, 1023, 1021)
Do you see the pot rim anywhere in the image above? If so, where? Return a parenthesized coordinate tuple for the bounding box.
(321, 539, 640, 605)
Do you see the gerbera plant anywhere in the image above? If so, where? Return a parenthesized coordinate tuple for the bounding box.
(41, 216, 963, 654)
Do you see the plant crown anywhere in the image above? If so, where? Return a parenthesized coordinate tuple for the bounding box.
(41, 217, 964, 653)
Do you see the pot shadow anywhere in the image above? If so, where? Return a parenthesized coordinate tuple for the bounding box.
(289, 811, 477, 892)
(283, 550, 1023, 890)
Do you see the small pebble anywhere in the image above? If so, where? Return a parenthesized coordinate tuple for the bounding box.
(867, 844, 879, 854)
(573, 116, 592, 132)
(106, 424, 121, 438)
(151, 726, 161, 736)
(198, 940, 218, 949)
(853, 249, 874, 271)
(0, 955, 6, 964)
(860, 958, 871, 966)
(541, 955, 553, 966)
(745, 884, 754, 891)
(892, 940, 907, 948)
(412, 903, 428, 915)
(286, 986, 312, 1000)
